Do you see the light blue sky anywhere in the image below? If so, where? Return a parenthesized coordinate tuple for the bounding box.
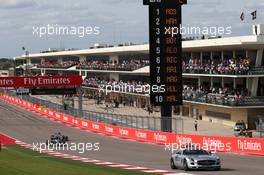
(0, 0, 263, 58)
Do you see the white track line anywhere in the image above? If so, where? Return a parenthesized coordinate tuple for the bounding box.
(15, 140, 196, 175)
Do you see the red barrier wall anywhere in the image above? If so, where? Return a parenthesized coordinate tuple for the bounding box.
(1, 94, 264, 156)
(0, 133, 16, 145)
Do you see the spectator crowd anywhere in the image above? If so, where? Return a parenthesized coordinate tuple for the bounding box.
(83, 77, 251, 106)
(183, 84, 250, 105)
(36, 57, 252, 75)
(183, 58, 251, 75)
(37, 59, 149, 71)
(77, 60, 149, 71)
(38, 61, 79, 69)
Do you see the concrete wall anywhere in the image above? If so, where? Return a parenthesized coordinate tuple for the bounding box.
(247, 108, 264, 129)
(183, 103, 248, 127)
(79, 56, 86, 63)
(109, 55, 119, 64)
(109, 73, 119, 81)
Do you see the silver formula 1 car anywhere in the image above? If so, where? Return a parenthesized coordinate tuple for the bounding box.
(170, 148, 221, 171)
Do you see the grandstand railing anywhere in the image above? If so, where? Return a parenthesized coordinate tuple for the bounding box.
(76, 64, 149, 71)
(183, 66, 264, 75)
(184, 94, 264, 107)
(36, 66, 75, 69)
(248, 67, 264, 75)
(183, 69, 249, 75)
(81, 86, 264, 107)
(37, 64, 78, 69)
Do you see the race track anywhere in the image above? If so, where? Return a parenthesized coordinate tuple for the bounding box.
(0, 100, 264, 175)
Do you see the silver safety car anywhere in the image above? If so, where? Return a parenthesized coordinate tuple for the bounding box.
(170, 148, 221, 171)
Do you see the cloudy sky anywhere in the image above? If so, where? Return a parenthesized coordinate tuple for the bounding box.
(0, 0, 263, 58)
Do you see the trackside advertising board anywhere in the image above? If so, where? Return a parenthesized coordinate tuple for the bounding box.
(0, 76, 83, 87)
(1, 94, 264, 156)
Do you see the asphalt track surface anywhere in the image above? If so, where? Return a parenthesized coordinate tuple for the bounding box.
(0, 100, 264, 175)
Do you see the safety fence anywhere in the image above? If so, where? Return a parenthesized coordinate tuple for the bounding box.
(1, 93, 264, 156)
(5, 90, 184, 133)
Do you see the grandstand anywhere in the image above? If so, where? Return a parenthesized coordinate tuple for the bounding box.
(15, 25, 264, 129)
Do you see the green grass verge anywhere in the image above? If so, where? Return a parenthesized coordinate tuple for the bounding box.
(0, 145, 152, 175)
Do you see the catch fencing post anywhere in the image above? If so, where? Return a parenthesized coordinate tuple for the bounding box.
(141, 117, 144, 129)
(78, 87, 83, 118)
(154, 117, 157, 131)
(147, 117, 150, 130)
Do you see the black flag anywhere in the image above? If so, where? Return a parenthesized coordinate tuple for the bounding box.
(251, 10, 257, 20)
(240, 12, 245, 21)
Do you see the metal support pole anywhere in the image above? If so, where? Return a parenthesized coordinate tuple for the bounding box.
(14, 59, 16, 76)
(147, 117, 150, 130)
(161, 105, 172, 132)
(154, 117, 156, 130)
(182, 119, 184, 134)
(78, 87, 83, 118)
(174, 118, 176, 133)
(136, 116, 138, 129)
